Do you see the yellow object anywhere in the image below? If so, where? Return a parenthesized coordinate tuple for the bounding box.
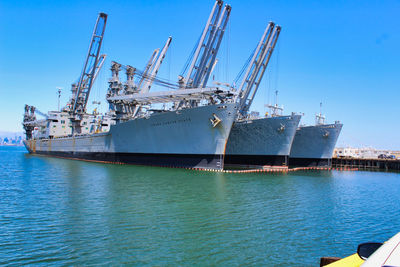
(210, 114, 221, 128)
(325, 253, 364, 267)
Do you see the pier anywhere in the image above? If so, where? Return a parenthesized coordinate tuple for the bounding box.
(332, 157, 400, 171)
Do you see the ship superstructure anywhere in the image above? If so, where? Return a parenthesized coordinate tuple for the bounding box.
(289, 105, 343, 167)
(224, 22, 301, 167)
(23, 13, 109, 140)
(23, 2, 239, 170)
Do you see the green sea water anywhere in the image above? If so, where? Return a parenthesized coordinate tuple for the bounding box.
(1, 146, 399, 266)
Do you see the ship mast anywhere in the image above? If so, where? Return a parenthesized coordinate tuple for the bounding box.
(265, 90, 284, 117)
(316, 102, 326, 125)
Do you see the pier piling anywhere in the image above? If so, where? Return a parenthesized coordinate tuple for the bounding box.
(332, 157, 400, 171)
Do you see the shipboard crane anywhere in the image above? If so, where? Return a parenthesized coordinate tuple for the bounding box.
(235, 22, 281, 118)
(105, 37, 173, 119)
(67, 54, 106, 112)
(136, 49, 160, 92)
(72, 13, 107, 116)
(138, 37, 172, 94)
(131, 37, 173, 117)
(179, 0, 231, 89)
(198, 4, 231, 89)
(84, 54, 106, 90)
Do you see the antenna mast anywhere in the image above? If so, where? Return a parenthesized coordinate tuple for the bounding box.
(57, 87, 62, 111)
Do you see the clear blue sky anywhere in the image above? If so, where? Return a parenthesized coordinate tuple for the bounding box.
(1, 0, 399, 149)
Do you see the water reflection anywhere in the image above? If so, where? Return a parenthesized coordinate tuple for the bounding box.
(1, 147, 400, 265)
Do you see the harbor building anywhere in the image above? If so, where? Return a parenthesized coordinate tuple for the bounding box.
(334, 147, 399, 159)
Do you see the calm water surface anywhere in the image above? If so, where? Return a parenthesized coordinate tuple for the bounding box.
(1, 146, 400, 266)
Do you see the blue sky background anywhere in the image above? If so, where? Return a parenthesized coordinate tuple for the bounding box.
(1, 0, 399, 149)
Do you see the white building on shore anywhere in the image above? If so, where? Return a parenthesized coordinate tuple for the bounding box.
(334, 147, 399, 159)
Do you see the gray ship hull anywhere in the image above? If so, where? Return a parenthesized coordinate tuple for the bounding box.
(289, 123, 343, 167)
(23, 103, 238, 170)
(224, 115, 301, 166)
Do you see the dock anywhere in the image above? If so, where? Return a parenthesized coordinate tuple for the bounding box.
(332, 157, 400, 171)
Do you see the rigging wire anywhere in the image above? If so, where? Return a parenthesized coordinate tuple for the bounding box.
(232, 47, 256, 88)
(263, 34, 281, 114)
(224, 18, 230, 82)
(268, 59, 275, 108)
(180, 35, 201, 77)
(95, 36, 105, 106)
(168, 42, 172, 82)
(119, 63, 181, 90)
(274, 36, 280, 95)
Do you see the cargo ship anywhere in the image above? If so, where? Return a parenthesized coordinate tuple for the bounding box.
(23, 103, 237, 169)
(225, 113, 301, 166)
(289, 111, 343, 167)
(23, 1, 240, 170)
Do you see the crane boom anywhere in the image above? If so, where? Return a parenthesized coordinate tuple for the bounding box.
(181, 0, 224, 88)
(244, 26, 280, 114)
(72, 13, 107, 115)
(132, 37, 173, 117)
(236, 22, 281, 117)
(65, 54, 106, 112)
(33, 107, 48, 119)
(137, 49, 160, 90)
(236, 22, 274, 104)
(199, 4, 231, 88)
(80, 54, 107, 91)
(139, 37, 172, 94)
(92, 54, 106, 84)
